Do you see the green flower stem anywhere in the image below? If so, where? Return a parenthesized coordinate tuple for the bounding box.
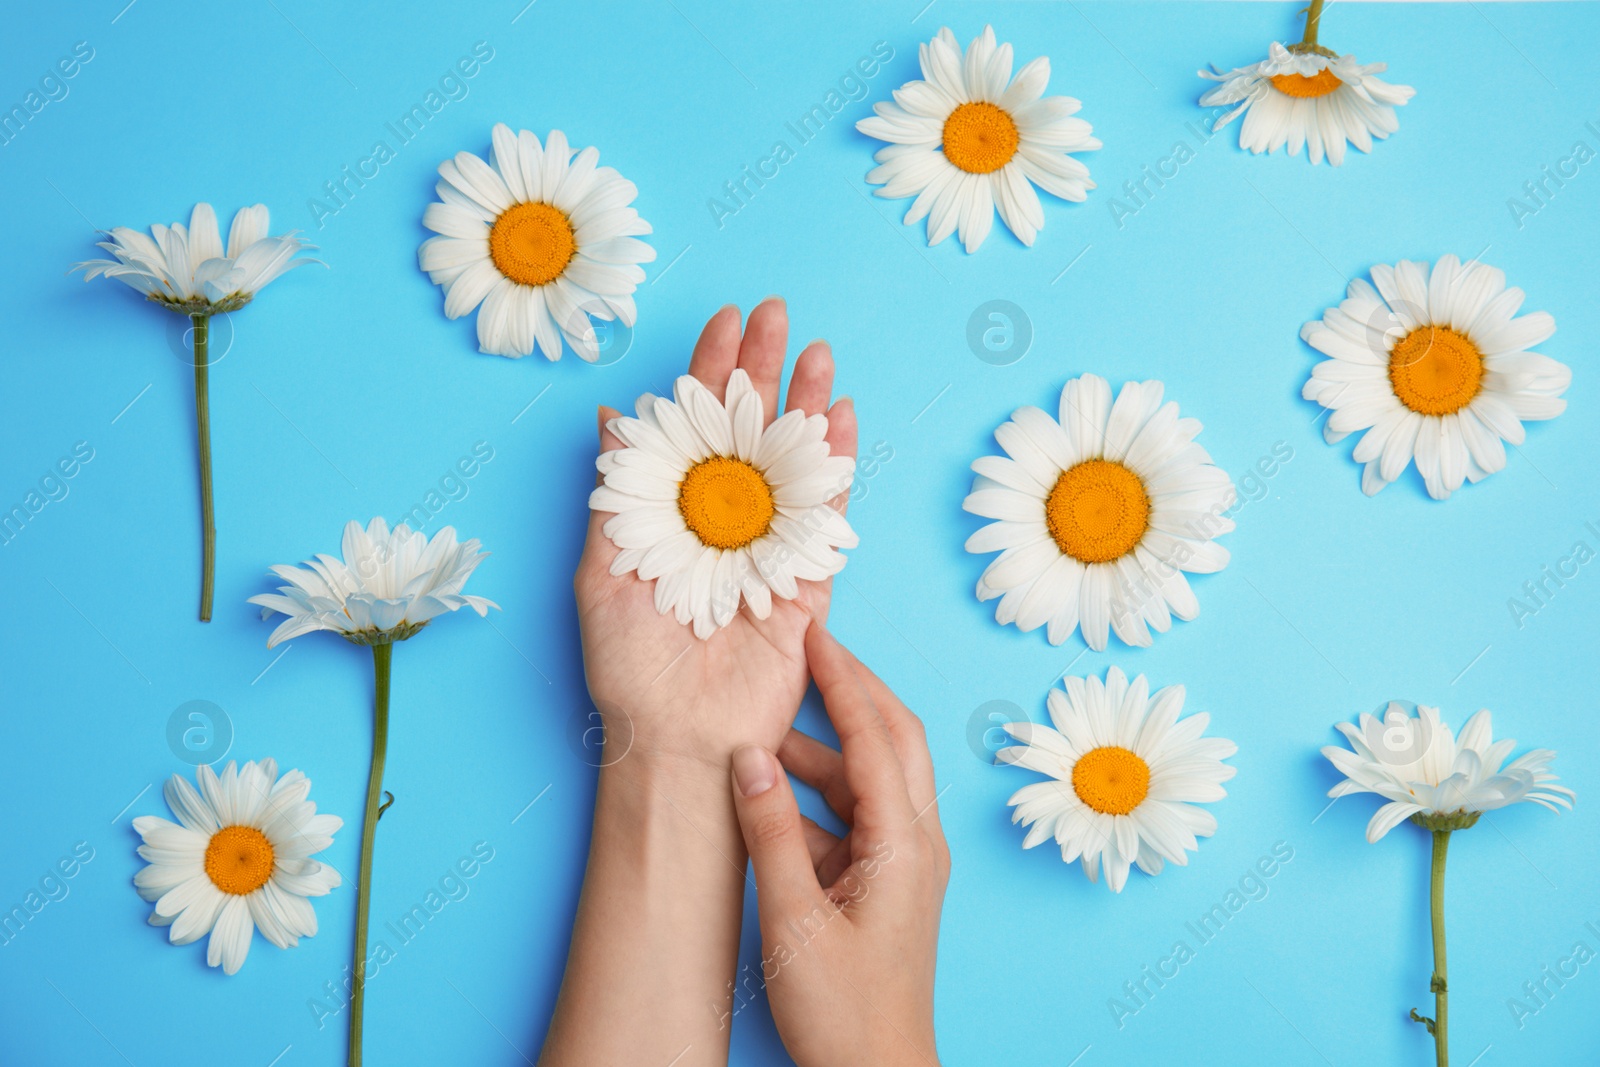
(1426, 829, 1451, 1066)
(1301, 0, 1326, 48)
(191, 314, 215, 622)
(349, 641, 392, 1067)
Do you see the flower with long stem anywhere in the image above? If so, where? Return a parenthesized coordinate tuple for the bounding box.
(1322, 703, 1573, 1065)
(250, 519, 495, 1066)
(1198, 0, 1415, 165)
(74, 203, 318, 620)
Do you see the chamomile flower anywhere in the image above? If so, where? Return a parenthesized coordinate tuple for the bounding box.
(589, 369, 858, 639)
(249, 518, 497, 647)
(133, 759, 341, 975)
(1322, 702, 1572, 1059)
(249, 520, 495, 1060)
(1301, 255, 1568, 499)
(997, 668, 1236, 892)
(74, 202, 318, 315)
(963, 374, 1234, 651)
(1199, 41, 1414, 165)
(1322, 703, 1574, 841)
(856, 25, 1099, 253)
(73, 202, 318, 622)
(419, 123, 655, 360)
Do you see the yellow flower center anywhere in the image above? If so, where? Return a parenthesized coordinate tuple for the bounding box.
(1072, 746, 1151, 815)
(1269, 69, 1343, 98)
(203, 825, 275, 896)
(678, 456, 776, 550)
(942, 102, 1020, 174)
(1045, 460, 1150, 564)
(489, 201, 576, 286)
(1388, 326, 1484, 416)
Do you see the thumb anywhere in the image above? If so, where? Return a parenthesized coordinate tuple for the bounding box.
(730, 744, 825, 921)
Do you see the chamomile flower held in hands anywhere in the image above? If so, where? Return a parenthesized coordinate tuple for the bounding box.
(589, 368, 858, 640)
(857, 25, 1099, 253)
(73, 202, 318, 621)
(1322, 703, 1572, 1061)
(419, 123, 655, 360)
(133, 759, 341, 975)
(1301, 255, 1567, 499)
(963, 374, 1234, 651)
(251, 520, 495, 1064)
(997, 668, 1236, 892)
(1198, 0, 1414, 165)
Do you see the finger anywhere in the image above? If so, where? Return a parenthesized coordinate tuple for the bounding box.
(686, 304, 743, 402)
(782, 338, 834, 419)
(816, 832, 855, 890)
(779, 729, 855, 825)
(593, 405, 625, 486)
(730, 744, 827, 918)
(849, 659, 938, 824)
(584, 405, 626, 561)
(799, 815, 841, 871)
(738, 296, 788, 425)
(805, 623, 916, 834)
(822, 396, 857, 517)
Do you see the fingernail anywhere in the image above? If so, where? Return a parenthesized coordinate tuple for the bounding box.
(806, 337, 829, 349)
(732, 744, 775, 797)
(761, 294, 786, 306)
(835, 394, 853, 406)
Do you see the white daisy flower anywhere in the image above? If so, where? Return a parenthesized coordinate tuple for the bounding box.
(589, 368, 858, 640)
(1301, 255, 1568, 500)
(856, 25, 1099, 253)
(997, 667, 1236, 892)
(1323, 703, 1574, 841)
(249, 518, 497, 647)
(133, 759, 342, 975)
(419, 123, 656, 360)
(1199, 41, 1414, 165)
(74, 202, 318, 315)
(963, 374, 1234, 651)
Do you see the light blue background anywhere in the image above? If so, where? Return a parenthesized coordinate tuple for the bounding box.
(2, 1, 1597, 1064)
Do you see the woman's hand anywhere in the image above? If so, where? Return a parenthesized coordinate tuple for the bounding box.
(546, 300, 857, 1067)
(575, 298, 857, 773)
(729, 624, 948, 1067)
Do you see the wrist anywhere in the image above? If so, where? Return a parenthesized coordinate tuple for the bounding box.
(597, 743, 744, 837)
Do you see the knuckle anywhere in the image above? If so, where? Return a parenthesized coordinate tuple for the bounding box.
(747, 808, 796, 850)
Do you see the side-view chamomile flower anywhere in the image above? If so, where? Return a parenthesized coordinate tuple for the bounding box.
(1321, 703, 1572, 1061)
(74, 202, 318, 316)
(589, 368, 858, 639)
(249, 518, 498, 647)
(419, 123, 655, 360)
(73, 202, 319, 622)
(963, 374, 1234, 651)
(251, 519, 495, 1062)
(857, 25, 1099, 253)
(1198, 1, 1413, 165)
(996, 667, 1236, 892)
(1301, 255, 1568, 500)
(1322, 702, 1573, 841)
(133, 759, 341, 975)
